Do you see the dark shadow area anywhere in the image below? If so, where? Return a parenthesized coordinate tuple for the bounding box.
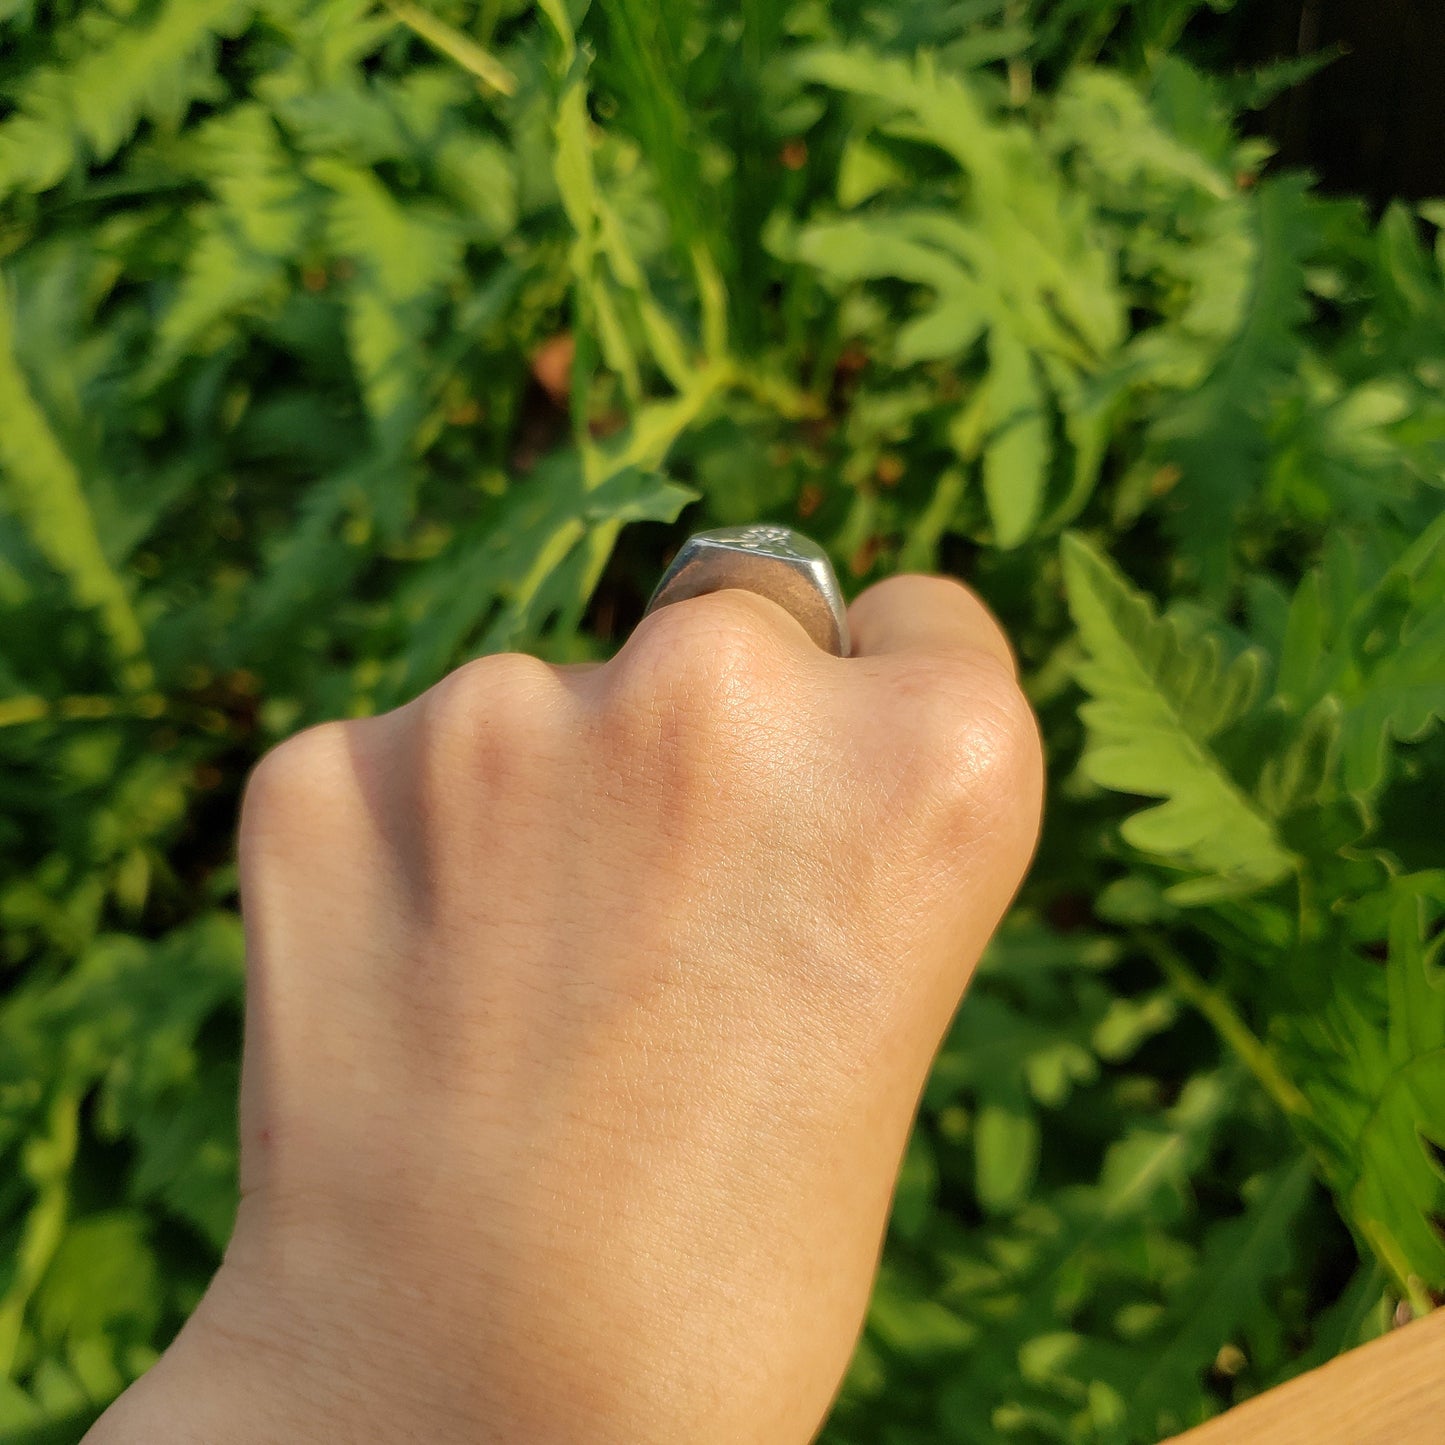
(1221, 0, 1445, 203)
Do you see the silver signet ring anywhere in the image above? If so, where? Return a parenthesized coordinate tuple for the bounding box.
(643, 525, 850, 657)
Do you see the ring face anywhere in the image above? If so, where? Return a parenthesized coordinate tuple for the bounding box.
(644, 525, 850, 656)
(725, 524, 804, 553)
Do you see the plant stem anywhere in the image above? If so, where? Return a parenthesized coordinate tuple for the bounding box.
(386, 1, 517, 95)
(1005, 0, 1033, 106)
(1138, 929, 1314, 1122)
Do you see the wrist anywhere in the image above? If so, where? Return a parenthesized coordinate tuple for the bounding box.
(80, 1276, 271, 1444)
(85, 1241, 722, 1445)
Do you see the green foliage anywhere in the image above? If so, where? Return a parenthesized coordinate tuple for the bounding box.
(2, 1, 1442, 1441)
(1064, 523, 1445, 1303)
(1062, 535, 1292, 901)
(0, 917, 242, 1435)
(782, 44, 1125, 547)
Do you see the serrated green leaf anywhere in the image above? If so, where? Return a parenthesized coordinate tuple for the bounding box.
(312, 158, 464, 305)
(1152, 175, 1317, 595)
(1257, 697, 1341, 816)
(1350, 880, 1445, 1300)
(1127, 1159, 1313, 1437)
(434, 133, 519, 243)
(0, 285, 149, 688)
(146, 104, 313, 378)
(378, 452, 694, 704)
(149, 226, 284, 378)
(1098, 1074, 1232, 1220)
(0, 0, 253, 199)
(1053, 68, 1232, 200)
(1062, 533, 1295, 899)
(788, 45, 1136, 547)
(1279, 875, 1445, 1304)
(1275, 512, 1445, 802)
(837, 138, 907, 208)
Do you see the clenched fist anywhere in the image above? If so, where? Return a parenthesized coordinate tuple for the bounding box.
(89, 576, 1043, 1445)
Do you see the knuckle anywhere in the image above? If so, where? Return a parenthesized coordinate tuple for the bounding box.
(416, 651, 569, 796)
(421, 652, 559, 747)
(602, 593, 800, 792)
(614, 592, 788, 721)
(893, 653, 1043, 840)
(239, 720, 356, 855)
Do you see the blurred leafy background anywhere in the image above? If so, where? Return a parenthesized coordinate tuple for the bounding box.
(1, 0, 1442, 1441)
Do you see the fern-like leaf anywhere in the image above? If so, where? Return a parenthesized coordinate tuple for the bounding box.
(1282, 875, 1445, 1304)
(312, 157, 464, 305)
(1126, 1158, 1314, 1438)
(0, 0, 253, 200)
(1062, 533, 1295, 900)
(376, 450, 695, 707)
(1151, 175, 1317, 596)
(146, 104, 314, 377)
(1052, 68, 1233, 201)
(1277, 512, 1445, 802)
(787, 46, 1131, 547)
(0, 283, 149, 688)
(309, 156, 464, 448)
(1359, 878, 1445, 1299)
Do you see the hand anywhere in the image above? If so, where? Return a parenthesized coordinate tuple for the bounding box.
(88, 576, 1043, 1445)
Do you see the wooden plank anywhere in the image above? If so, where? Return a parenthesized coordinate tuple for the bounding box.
(1165, 1308, 1445, 1444)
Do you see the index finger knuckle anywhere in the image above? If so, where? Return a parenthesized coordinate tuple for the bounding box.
(239, 719, 358, 865)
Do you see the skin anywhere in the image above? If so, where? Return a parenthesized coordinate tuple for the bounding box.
(86, 575, 1044, 1445)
